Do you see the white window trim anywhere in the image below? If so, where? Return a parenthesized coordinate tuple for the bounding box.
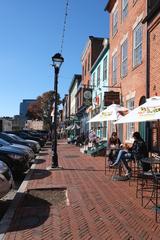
(133, 22, 142, 67)
(122, 0, 128, 21)
(112, 47, 118, 57)
(132, 12, 144, 30)
(121, 38, 128, 77)
(120, 33, 128, 45)
(112, 7, 118, 37)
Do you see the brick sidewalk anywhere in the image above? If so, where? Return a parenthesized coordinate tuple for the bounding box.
(1, 140, 160, 240)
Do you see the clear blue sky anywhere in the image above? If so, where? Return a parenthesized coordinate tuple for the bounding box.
(0, 0, 109, 117)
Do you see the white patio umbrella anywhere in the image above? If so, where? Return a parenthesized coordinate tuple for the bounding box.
(88, 104, 128, 123)
(115, 96, 160, 124)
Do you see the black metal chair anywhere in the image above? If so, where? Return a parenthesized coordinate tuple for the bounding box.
(135, 158, 153, 207)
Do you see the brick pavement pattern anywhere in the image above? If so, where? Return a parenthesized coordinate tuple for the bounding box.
(3, 140, 160, 240)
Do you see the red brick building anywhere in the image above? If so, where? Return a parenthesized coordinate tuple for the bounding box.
(143, 0, 160, 151)
(105, 0, 148, 142)
(76, 36, 105, 135)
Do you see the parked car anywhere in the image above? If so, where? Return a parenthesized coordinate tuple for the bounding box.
(0, 138, 35, 163)
(13, 131, 46, 147)
(0, 142, 31, 179)
(0, 132, 40, 153)
(0, 160, 13, 199)
(24, 130, 48, 141)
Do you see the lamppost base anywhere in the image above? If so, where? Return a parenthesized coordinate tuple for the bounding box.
(46, 166, 63, 171)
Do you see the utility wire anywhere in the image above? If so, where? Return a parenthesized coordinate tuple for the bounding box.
(60, 0, 69, 54)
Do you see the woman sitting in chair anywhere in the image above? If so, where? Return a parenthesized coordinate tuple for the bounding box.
(107, 132, 121, 164)
(110, 132, 151, 177)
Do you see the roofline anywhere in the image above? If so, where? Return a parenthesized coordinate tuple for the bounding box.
(68, 74, 82, 93)
(81, 36, 106, 62)
(104, 0, 116, 13)
(90, 38, 109, 73)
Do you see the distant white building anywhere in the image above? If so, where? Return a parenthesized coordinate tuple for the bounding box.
(25, 120, 43, 130)
(0, 118, 12, 131)
(12, 115, 26, 131)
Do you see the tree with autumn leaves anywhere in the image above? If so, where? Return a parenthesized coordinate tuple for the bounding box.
(26, 90, 61, 130)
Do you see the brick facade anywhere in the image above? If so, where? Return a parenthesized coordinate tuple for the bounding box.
(105, 0, 147, 141)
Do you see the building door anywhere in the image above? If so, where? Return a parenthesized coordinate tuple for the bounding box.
(138, 96, 146, 140)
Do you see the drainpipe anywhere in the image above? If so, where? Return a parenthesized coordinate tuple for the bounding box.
(145, 1, 151, 151)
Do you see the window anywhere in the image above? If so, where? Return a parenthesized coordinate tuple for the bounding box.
(103, 57, 108, 81)
(85, 60, 88, 75)
(121, 39, 128, 77)
(126, 98, 135, 140)
(88, 53, 90, 71)
(92, 72, 95, 87)
(97, 65, 101, 86)
(112, 52, 118, 84)
(112, 8, 118, 36)
(122, 0, 128, 21)
(82, 66, 84, 80)
(133, 23, 142, 67)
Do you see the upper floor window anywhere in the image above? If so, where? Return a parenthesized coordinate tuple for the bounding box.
(85, 60, 88, 75)
(92, 72, 95, 87)
(122, 0, 128, 21)
(97, 65, 101, 87)
(103, 56, 108, 81)
(88, 53, 90, 71)
(121, 39, 128, 77)
(133, 22, 142, 67)
(112, 8, 118, 37)
(112, 52, 118, 84)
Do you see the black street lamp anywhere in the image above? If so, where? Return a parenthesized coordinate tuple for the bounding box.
(51, 53, 64, 168)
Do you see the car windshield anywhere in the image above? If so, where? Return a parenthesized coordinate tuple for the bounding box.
(8, 134, 24, 141)
(0, 138, 10, 146)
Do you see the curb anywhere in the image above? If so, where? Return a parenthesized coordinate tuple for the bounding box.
(0, 155, 40, 240)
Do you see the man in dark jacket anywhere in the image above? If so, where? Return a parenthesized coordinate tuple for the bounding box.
(110, 132, 151, 176)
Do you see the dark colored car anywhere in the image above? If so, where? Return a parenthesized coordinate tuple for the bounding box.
(0, 138, 35, 163)
(0, 132, 40, 154)
(0, 143, 31, 179)
(13, 131, 45, 147)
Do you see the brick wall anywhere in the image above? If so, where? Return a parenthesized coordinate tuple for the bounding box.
(108, 0, 147, 107)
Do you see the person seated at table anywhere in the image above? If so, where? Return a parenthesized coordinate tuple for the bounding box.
(108, 132, 121, 164)
(110, 132, 151, 176)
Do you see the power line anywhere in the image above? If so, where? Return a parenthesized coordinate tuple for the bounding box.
(60, 0, 69, 54)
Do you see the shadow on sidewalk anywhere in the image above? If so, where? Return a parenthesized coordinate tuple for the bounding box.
(0, 192, 51, 234)
(38, 152, 48, 156)
(34, 158, 46, 164)
(28, 169, 51, 180)
(62, 167, 104, 172)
